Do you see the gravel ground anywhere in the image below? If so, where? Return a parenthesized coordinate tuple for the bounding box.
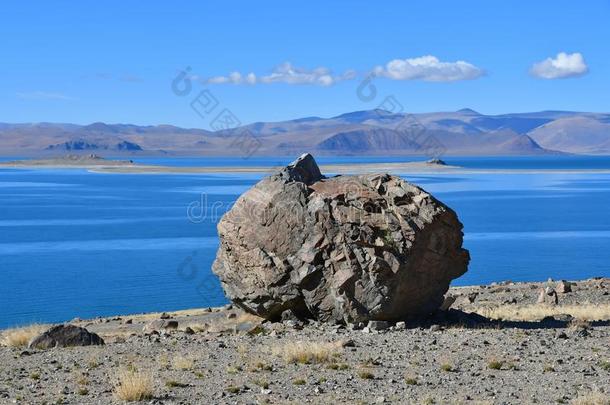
(1, 278, 609, 405)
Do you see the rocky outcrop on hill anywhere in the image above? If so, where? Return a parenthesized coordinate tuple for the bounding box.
(212, 154, 469, 323)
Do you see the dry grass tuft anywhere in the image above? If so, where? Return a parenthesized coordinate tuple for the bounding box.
(0, 324, 48, 347)
(404, 375, 418, 385)
(272, 341, 341, 364)
(570, 390, 609, 405)
(113, 369, 154, 402)
(165, 380, 188, 388)
(357, 369, 375, 379)
(172, 355, 194, 371)
(487, 358, 504, 370)
(477, 303, 610, 321)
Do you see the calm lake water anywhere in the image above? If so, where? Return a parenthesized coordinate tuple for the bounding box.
(1, 156, 610, 328)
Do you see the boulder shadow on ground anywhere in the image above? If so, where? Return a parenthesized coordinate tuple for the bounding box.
(415, 309, 610, 330)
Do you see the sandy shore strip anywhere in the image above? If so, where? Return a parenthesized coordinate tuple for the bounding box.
(3, 160, 610, 175)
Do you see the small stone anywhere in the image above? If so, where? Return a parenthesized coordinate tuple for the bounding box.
(184, 327, 195, 335)
(536, 288, 546, 304)
(367, 320, 390, 331)
(348, 322, 365, 330)
(395, 321, 406, 330)
(556, 331, 568, 339)
(538, 287, 559, 305)
(556, 280, 572, 294)
(429, 324, 442, 332)
(440, 295, 456, 311)
(375, 396, 386, 403)
(159, 312, 171, 319)
(339, 339, 356, 348)
(227, 313, 237, 319)
(552, 314, 574, 323)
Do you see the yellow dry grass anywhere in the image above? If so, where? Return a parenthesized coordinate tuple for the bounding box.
(172, 355, 194, 370)
(272, 341, 341, 364)
(0, 324, 48, 347)
(477, 303, 610, 321)
(113, 369, 154, 402)
(571, 390, 610, 405)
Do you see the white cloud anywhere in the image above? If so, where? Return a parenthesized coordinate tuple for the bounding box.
(373, 55, 484, 82)
(16, 91, 75, 101)
(530, 52, 588, 79)
(203, 62, 356, 86)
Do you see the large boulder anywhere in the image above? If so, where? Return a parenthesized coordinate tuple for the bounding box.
(212, 154, 469, 323)
(29, 325, 104, 349)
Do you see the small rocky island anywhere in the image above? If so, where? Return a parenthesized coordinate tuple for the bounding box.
(0, 154, 136, 167)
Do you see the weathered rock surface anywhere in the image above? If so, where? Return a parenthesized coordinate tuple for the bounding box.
(28, 325, 104, 349)
(212, 154, 469, 323)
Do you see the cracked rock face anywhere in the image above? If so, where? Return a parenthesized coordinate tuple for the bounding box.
(212, 154, 470, 323)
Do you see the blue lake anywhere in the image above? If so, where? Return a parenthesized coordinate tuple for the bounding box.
(1, 156, 610, 328)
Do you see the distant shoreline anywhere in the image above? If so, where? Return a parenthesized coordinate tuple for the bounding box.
(3, 159, 610, 175)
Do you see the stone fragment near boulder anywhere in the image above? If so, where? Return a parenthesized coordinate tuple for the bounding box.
(212, 154, 470, 323)
(28, 325, 104, 349)
(439, 295, 456, 311)
(367, 320, 390, 331)
(537, 287, 559, 305)
(556, 280, 572, 294)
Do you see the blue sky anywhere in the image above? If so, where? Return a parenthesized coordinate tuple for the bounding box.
(1, 1, 609, 128)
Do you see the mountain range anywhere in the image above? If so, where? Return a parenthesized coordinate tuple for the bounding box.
(1, 109, 609, 156)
